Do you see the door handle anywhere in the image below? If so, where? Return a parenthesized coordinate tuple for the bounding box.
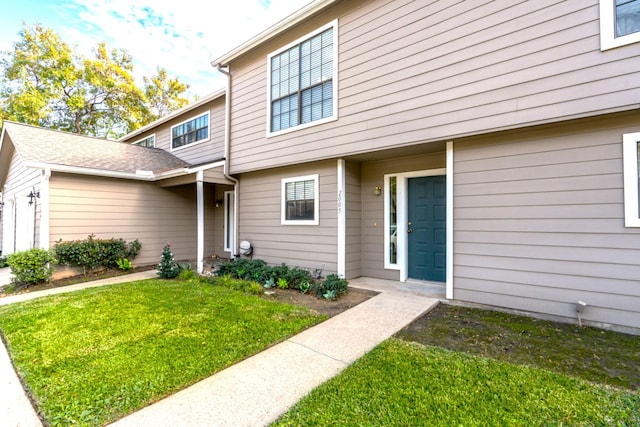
(408, 228, 413, 233)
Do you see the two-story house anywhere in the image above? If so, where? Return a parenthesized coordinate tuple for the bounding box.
(0, 90, 234, 272)
(2, 0, 638, 333)
(206, 0, 640, 332)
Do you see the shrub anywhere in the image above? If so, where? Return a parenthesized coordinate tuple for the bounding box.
(313, 274, 348, 300)
(157, 242, 179, 279)
(7, 248, 56, 287)
(54, 235, 141, 274)
(115, 258, 133, 271)
(216, 258, 271, 283)
(286, 267, 314, 290)
(0, 256, 7, 268)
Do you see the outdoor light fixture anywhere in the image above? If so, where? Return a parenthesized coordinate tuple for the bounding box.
(215, 198, 224, 207)
(374, 186, 382, 196)
(28, 187, 40, 205)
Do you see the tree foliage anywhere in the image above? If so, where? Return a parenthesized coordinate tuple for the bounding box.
(0, 24, 191, 138)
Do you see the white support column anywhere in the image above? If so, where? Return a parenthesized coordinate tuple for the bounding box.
(196, 171, 205, 274)
(446, 140, 454, 299)
(337, 159, 346, 278)
(39, 168, 51, 250)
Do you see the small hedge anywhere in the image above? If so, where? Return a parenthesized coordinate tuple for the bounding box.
(215, 258, 348, 299)
(7, 248, 56, 287)
(54, 234, 141, 274)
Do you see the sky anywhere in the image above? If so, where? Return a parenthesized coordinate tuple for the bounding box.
(0, 0, 312, 98)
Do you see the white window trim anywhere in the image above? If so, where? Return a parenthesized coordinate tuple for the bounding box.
(170, 111, 210, 152)
(266, 19, 338, 138)
(281, 174, 319, 225)
(600, 0, 640, 50)
(133, 133, 155, 148)
(623, 131, 640, 227)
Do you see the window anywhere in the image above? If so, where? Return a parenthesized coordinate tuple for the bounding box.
(171, 112, 209, 150)
(281, 174, 319, 225)
(133, 134, 155, 148)
(623, 131, 640, 227)
(600, 0, 640, 49)
(268, 20, 337, 135)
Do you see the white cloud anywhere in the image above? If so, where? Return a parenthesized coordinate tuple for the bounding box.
(56, 0, 311, 97)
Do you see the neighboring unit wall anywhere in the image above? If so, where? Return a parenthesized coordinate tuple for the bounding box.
(48, 173, 215, 266)
(361, 151, 446, 280)
(227, 0, 638, 174)
(453, 112, 640, 331)
(238, 160, 338, 274)
(125, 98, 226, 164)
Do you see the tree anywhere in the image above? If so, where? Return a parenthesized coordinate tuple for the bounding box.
(0, 24, 191, 138)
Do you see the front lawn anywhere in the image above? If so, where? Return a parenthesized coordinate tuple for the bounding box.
(274, 339, 640, 426)
(0, 278, 326, 426)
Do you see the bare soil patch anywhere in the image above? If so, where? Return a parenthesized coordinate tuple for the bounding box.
(260, 287, 378, 317)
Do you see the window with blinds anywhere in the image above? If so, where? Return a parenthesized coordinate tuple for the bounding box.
(171, 112, 209, 150)
(133, 134, 155, 148)
(281, 174, 319, 224)
(616, 0, 640, 37)
(268, 21, 337, 134)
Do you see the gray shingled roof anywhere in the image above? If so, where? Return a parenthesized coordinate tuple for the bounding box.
(2, 121, 190, 174)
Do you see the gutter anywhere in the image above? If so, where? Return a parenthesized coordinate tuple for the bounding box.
(216, 63, 240, 258)
(22, 160, 227, 182)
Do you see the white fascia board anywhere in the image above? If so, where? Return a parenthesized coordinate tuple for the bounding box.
(211, 0, 339, 66)
(23, 160, 226, 182)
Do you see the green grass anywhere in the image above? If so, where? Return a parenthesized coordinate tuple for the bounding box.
(396, 304, 640, 389)
(274, 339, 640, 426)
(0, 278, 326, 426)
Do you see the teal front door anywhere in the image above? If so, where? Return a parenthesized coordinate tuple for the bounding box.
(408, 175, 446, 282)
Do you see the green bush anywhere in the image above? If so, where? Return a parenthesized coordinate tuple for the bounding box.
(216, 258, 272, 283)
(0, 256, 7, 268)
(7, 248, 56, 287)
(285, 267, 314, 290)
(313, 274, 348, 300)
(54, 235, 141, 274)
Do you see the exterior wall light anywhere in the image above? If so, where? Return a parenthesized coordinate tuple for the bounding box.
(374, 186, 382, 196)
(28, 187, 40, 205)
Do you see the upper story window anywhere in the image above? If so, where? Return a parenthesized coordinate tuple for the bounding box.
(622, 131, 640, 227)
(133, 134, 155, 148)
(171, 112, 209, 150)
(281, 174, 319, 225)
(267, 20, 338, 136)
(600, 0, 640, 49)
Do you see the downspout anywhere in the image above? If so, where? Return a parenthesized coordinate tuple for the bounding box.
(216, 63, 240, 258)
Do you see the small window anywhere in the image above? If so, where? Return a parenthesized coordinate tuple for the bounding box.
(133, 134, 155, 148)
(281, 174, 319, 225)
(267, 20, 337, 136)
(600, 0, 640, 49)
(622, 131, 640, 227)
(171, 112, 209, 150)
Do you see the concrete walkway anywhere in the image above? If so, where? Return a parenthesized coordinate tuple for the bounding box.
(0, 272, 441, 427)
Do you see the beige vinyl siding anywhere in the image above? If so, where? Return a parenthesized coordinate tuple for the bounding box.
(238, 160, 338, 274)
(49, 173, 219, 266)
(227, 0, 639, 174)
(453, 112, 640, 331)
(360, 151, 446, 280)
(344, 160, 361, 279)
(123, 99, 225, 164)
